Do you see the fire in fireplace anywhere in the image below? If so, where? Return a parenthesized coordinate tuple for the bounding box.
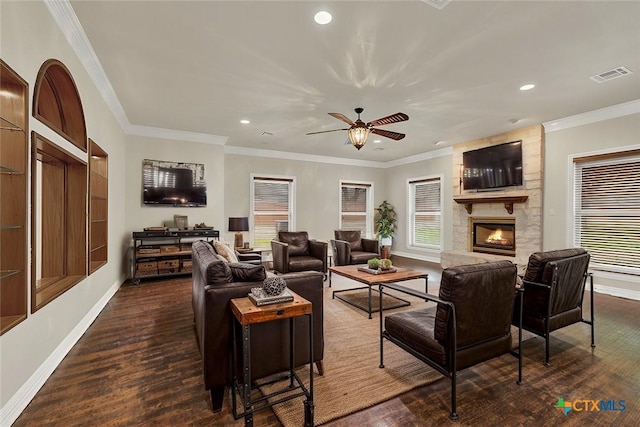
(470, 218, 516, 256)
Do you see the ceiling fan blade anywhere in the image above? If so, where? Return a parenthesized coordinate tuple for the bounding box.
(328, 113, 355, 126)
(306, 128, 350, 135)
(367, 112, 409, 127)
(371, 128, 406, 140)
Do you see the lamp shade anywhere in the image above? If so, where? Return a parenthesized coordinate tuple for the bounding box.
(228, 217, 249, 232)
(348, 125, 370, 150)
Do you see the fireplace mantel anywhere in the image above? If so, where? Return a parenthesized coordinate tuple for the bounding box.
(454, 195, 529, 215)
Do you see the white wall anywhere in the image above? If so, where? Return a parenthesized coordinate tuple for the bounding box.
(124, 136, 225, 234)
(0, 0, 128, 420)
(223, 153, 387, 243)
(384, 153, 454, 262)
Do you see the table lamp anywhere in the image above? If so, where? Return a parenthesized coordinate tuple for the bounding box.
(228, 217, 249, 249)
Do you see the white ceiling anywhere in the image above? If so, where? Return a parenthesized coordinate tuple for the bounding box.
(66, 0, 640, 162)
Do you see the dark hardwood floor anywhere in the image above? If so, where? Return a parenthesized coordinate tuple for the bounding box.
(13, 259, 640, 426)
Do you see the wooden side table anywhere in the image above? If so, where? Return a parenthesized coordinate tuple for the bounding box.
(230, 292, 314, 427)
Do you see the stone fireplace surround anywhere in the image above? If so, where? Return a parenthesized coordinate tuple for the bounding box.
(442, 124, 544, 272)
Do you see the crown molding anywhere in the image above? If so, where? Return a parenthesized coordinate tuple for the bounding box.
(543, 99, 640, 133)
(45, 0, 130, 132)
(128, 125, 227, 145)
(49, 1, 639, 167)
(224, 146, 385, 168)
(383, 146, 453, 168)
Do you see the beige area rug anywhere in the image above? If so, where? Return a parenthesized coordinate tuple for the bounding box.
(258, 287, 444, 426)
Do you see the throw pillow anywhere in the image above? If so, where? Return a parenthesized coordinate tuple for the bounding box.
(213, 241, 239, 263)
(228, 262, 266, 282)
(205, 258, 233, 285)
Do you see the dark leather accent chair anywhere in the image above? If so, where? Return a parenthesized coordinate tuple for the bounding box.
(331, 230, 380, 266)
(514, 248, 594, 366)
(271, 231, 328, 276)
(380, 261, 522, 420)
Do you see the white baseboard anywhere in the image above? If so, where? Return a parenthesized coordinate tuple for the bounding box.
(590, 284, 640, 301)
(0, 276, 125, 427)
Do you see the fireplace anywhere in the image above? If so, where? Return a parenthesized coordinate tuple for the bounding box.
(470, 218, 516, 256)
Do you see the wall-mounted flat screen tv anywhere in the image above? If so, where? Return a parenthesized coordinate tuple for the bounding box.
(462, 140, 523, 191)
(142, 159, 207, 206)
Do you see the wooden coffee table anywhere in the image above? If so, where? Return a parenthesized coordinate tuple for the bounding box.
(329, 265, 429, 319)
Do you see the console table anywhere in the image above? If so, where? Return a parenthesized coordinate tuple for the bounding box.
(131, 229, 219, 284)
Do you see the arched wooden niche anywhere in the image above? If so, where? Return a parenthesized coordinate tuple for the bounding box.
(33, 59, 87, 151)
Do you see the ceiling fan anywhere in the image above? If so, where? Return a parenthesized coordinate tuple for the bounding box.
(306, 107, 409, 150)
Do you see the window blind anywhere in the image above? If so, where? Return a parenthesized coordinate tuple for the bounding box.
(410, 177, 441, 248)
(573, 154, 640, 274)
(253, 178, 293, 247)
(340, 183, 371, 236)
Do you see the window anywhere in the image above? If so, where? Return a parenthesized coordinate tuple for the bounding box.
(339, 181, 373, 237)
(408, 176, 442, 249)
(251, 175, 295, 247)
(573, 151, 640, 275)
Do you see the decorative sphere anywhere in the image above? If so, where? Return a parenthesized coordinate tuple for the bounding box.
(262, 276, 287, 296)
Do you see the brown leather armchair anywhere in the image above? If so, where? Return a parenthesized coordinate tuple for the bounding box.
(271, 231, 327, 275)
(513, 248, 594, 366)
(331, 230, 380, 267)
(380, 261, 522, 420)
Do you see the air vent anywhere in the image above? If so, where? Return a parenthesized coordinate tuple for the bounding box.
(421, 0, 451, 10)
(590, 66, 633, 83)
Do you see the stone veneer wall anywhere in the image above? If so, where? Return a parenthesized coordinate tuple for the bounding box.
(443, 124, 544, 271)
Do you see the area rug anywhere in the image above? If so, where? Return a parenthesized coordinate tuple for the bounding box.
(258, 287, 444, 426)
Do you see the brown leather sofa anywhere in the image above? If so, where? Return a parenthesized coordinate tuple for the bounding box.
(331, 230, 380, 266)
(191, 240, 325, 412)
(271, 231, 327, 275)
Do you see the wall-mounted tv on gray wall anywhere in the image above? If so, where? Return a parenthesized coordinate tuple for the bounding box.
(142, 159, 207, 206)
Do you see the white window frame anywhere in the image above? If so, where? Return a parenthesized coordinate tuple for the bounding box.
(407, 174, 443, 250)
(250, 174, 296, 247)
(571, 149, 640, 275)
(339, 180, 374, 238)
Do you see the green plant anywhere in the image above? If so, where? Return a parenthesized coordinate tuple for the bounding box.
(368, 258, 380, 269)
(374, 200, 397, 239)
(380, 258, 393, 270)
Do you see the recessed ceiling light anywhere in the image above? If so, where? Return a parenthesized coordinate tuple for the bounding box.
(314, 11, 332, 25)
(240, 119, 250, 124)
(373, 139, 382, 144)
(519, 83, 535, 91)
(508, 118, 521, 124)
(434, 140, 445, 146)
(374, 147, 384, 151)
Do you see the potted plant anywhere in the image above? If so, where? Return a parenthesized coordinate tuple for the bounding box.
(374, 200, 397, 247)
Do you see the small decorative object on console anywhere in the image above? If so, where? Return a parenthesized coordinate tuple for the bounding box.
(262, 276, 287, 296)
(174, 215, 188, 230)
(248, 287, 293, 306)
(194, 222, 213, 230)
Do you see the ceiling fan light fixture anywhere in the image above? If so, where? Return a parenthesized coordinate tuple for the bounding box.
(348, 126, 370, 150)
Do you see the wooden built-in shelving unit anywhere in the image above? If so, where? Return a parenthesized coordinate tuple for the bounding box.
(89, 139, 108, 274)
(31, 59, 88, 311)
(0, 60, 29, 335)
